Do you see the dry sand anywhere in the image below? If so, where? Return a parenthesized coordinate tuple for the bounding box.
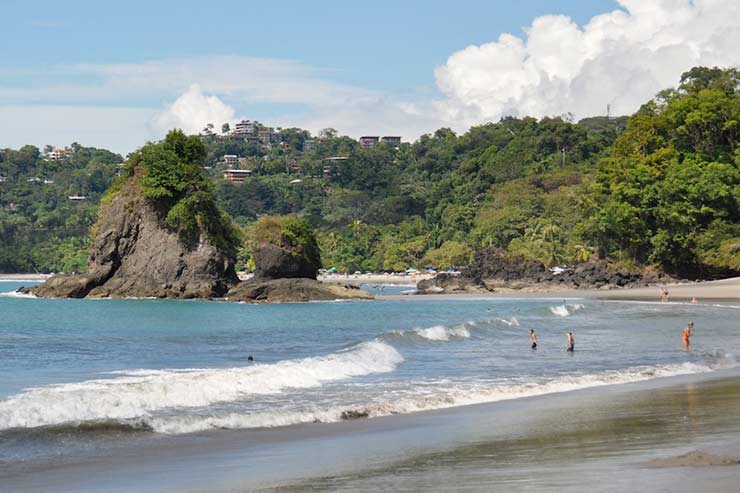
(0, 273, 51, 281)
(590, 276, 740, 301)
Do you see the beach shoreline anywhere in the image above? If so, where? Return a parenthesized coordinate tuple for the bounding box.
(380, 275, 740, 302)
(4, 368, 740, 492)
(0, 273, 52, 282)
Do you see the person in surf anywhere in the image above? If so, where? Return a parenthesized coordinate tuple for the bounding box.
(682, 322, 694, 350)
(566, 332, 575, 352)
(530, 329, 538, 350)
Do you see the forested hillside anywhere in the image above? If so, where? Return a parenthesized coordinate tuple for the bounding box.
(1, 67, 738, 278)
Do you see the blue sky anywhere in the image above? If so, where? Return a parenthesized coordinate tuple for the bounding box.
(1, 0, 738, 153)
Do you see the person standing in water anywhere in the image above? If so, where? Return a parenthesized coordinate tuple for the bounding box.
(683, 321, 694, 350)
(530, 329, 538, 350)
(566, 332, 575, 352)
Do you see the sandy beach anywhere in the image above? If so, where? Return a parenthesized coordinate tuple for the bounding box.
(0, 273, 52, 282)
(377, 276, 740, 302)
(318, 272, 432, 286)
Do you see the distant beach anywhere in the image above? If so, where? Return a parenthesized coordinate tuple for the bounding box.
(0, 273, 51, 282)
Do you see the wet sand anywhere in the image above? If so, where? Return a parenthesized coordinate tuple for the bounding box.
(4, 369, 740, 492)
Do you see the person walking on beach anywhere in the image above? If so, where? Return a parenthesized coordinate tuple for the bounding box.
(566, 332, 575, 352)
(682, 321, 694, 350)
(530, 329, 538, 350)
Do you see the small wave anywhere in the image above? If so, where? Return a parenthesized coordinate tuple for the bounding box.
(415, 325, 471, 341)
(0, 290, 36, 299)
(0, 340, 403, 431)
(549, 305, 570, 316)
(567, 303, 585, 311)
(103, 351, 737, 435)
(498, 317, 520, 327)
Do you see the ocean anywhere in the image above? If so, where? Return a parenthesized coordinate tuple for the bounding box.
(2, 280, 740, 491)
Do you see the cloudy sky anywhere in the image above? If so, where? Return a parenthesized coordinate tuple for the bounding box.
(1, 0, 739, 154)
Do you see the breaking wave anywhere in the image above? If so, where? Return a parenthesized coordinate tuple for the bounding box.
(7, 350, 731, 436)
(0, 340, 403, 431)
(549, 304, 584, 317)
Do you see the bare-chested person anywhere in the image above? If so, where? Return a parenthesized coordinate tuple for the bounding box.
(566, 332, 575, 352)
(683, 321, 694, 350)
(530, 329, 538, 350)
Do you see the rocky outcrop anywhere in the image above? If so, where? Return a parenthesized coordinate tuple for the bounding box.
(416, 248, 678, 294)
(253, 243, 319, 280)
(250, 216, 322, 280)
(33, 178, 237, 299)
(416, 273, 490, 294)
(226, 278, 373, 303)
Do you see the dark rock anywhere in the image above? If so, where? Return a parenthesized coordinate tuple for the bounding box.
(416, 273, 490, 294)
(253, 243, 319, 280)
(226, 278, 373, 303)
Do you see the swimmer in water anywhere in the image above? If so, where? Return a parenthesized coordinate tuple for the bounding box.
(566, 332, 575, 352)
(530, 329, 538, 350)
(682, 322, 694, 350)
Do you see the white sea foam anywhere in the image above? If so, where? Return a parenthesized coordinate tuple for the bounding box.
(499, 317, 520, 327)
(415, 325, 471, 341)
(132, 352, 737, 434)
(549, 305, 570, 316)
(0, 340, 403, 431)
(567, 303, 585, 311)
(0, 290, 36, 299)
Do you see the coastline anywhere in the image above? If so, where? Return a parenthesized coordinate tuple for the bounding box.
(395, 276, 740, 302)
(4, 369, 740, 492)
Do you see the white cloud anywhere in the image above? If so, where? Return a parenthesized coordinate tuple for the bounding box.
(2, 1, 739, 153)
(0, 105, 156, 155)
(433, 0, 740, 126)
(151, 84, 235, 135)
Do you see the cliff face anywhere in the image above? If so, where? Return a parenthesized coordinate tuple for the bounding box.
(33, 179, 237, 299)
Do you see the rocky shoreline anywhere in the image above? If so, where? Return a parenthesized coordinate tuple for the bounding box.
(415, 248, 678, 295)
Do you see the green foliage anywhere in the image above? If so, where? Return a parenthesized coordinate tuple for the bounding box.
(422, 241, 474, 269)
(250, 215, 321, 269)
(133, 130, 241, 256)
(589, 67, 740, 276)
(0, 144, 122, 272)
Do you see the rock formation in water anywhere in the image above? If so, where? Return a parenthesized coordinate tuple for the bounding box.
(226, 216, 372, 302)
(33, 131, 239, 299)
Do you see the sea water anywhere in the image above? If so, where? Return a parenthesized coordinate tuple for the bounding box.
(1, 281, 739, 464)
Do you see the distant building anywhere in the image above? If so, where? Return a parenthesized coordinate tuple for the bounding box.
(43, 179, 55, 185)
(233, 120, 260, 136)
(358, 136, 379, 149)
(258, 130, 281, 145)
(223, 169, 252, 184)
(223, 154, 238, 166)
(47, 148, 69, 161)
(381, 136, 402, 146)
(302, 139, 315, 151)
(27, 177, 42, 183)
(68, 195, 87, 201)
(0, 175, 6, 183)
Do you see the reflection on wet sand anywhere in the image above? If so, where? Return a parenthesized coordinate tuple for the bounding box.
(270, 377, 740, 492)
